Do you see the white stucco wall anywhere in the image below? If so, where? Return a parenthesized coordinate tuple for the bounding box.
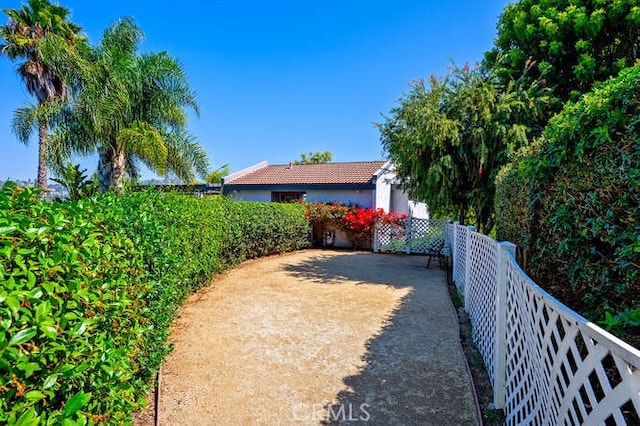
(390, 186, 429, 218)
(375, 177, 392, 213)
(322, 223, 354, 249)
(390, 188, 410, 215)
(225, 186, 427, 221)
(408, 200, 429, 219)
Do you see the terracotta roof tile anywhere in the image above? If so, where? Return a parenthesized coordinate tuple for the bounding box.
(226, 161, 387, 186)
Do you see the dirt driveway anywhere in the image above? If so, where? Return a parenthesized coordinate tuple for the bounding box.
(141, 249, 479, 425)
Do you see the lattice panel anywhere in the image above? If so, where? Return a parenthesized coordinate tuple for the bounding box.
(453, 225, 468, 293)
(375, 218, 408, 252)
(504, 258, 640, 426)
(375, 218, 445, 255)
(465, 232, 499, 386)
(407, 219, 445, 254)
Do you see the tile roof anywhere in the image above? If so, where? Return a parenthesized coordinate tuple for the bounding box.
(225, 161, 387, 186)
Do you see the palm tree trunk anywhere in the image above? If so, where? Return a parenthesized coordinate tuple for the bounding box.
(37, 119, 48, 198)
(98, 148, 113, 192)
(98, 148, 127, 192)
(112, 150, 126, 189)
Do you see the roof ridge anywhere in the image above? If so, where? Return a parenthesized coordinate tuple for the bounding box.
(269, 160, 386, 166)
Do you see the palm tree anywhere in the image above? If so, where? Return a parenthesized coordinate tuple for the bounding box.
(52, 18, 208, 191)
(1, 0, 85, 194)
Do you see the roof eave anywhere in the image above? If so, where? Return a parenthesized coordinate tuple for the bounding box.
(223, 183, 376, 192)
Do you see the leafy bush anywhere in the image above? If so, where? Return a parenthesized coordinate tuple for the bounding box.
(0, 185, 310, 423)
(0, 183, 152, 424)
(495, 65, 640, 335)
(494, 141, 544, 270)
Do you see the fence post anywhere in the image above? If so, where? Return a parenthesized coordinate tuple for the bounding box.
(451, 221, 459, 293)
(494, 241, 517, 409)
(463, 225, 475, 310)
(452, 221, 459, 273)
(405, 217, 412, 255)
(373, 222, 379, 253)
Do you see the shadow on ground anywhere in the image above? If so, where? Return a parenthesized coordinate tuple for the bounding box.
(283, 251, 479, 425)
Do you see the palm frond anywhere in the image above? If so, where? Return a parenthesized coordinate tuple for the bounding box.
(117, 121, 168, 176)
(101, 17, 142, 59)
(11, 104, 39, 145)
(164, 129, 209, 182)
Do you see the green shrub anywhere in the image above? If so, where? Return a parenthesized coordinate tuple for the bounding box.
(0, 185, 310, 424)
(495, 65, 640, 330)
(0, 183, 152, 424)
(494, 141, 544, 269)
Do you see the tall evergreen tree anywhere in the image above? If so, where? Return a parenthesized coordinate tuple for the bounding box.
(378, 63, 547, 233)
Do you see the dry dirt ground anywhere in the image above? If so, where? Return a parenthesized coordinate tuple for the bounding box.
(135, 249, 480, 425)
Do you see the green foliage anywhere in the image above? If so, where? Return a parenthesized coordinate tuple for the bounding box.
(0, 183, 151, 424)
(601, 309, 640, 336)
(494, 140, 545, 268)
(0, 183, 310, 423)
(487, 0, 640, 106)
(496, 65, 640, 329)
(51, 163, 98, 201)
(293, 151, 333, 164)
(378, 62, 547, 233)
(205, 164, 229, 184)
(49, 18, 208, 191)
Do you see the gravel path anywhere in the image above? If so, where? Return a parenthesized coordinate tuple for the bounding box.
(140, 249, 480, 425)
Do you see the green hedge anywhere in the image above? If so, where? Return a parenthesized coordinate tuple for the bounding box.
(0, 184, 310, 424)
(495, 65, 640, 331)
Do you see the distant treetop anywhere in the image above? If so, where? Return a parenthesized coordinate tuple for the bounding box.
(294, 151, 332, 165)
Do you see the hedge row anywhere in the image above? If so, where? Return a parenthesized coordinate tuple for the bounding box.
(0, 184, 310, 424)
(495, 65, 640, 334)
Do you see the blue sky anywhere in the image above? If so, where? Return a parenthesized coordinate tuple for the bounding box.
(1, 0, 512, 181)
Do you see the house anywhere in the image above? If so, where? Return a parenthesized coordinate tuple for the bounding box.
(223, 160, 426, 215)
(223, 160, 428, 247)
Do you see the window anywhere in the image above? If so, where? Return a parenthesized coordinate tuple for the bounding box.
(271, 191, 305, 203)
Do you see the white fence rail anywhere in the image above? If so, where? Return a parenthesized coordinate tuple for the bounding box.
(447, 222, 640, 425)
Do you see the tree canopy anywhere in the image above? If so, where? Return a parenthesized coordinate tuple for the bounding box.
(486, 0, 640, 105)
(293, 151, 332, 164)
(49, 18, 208, 191)
(497, 64, 640, 323)
(378, 63, 546, 233)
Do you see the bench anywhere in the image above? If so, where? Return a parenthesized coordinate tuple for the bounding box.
(425, 238, 445, 269)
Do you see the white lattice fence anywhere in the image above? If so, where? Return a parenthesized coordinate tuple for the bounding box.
(374, 218, 408, 252)
(449, 223, 640, 425)
(375, 218, 445, 254)
(465, 232, 500, 388)
(505, 259, 640, 425)
(452, 224, 468, 294)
